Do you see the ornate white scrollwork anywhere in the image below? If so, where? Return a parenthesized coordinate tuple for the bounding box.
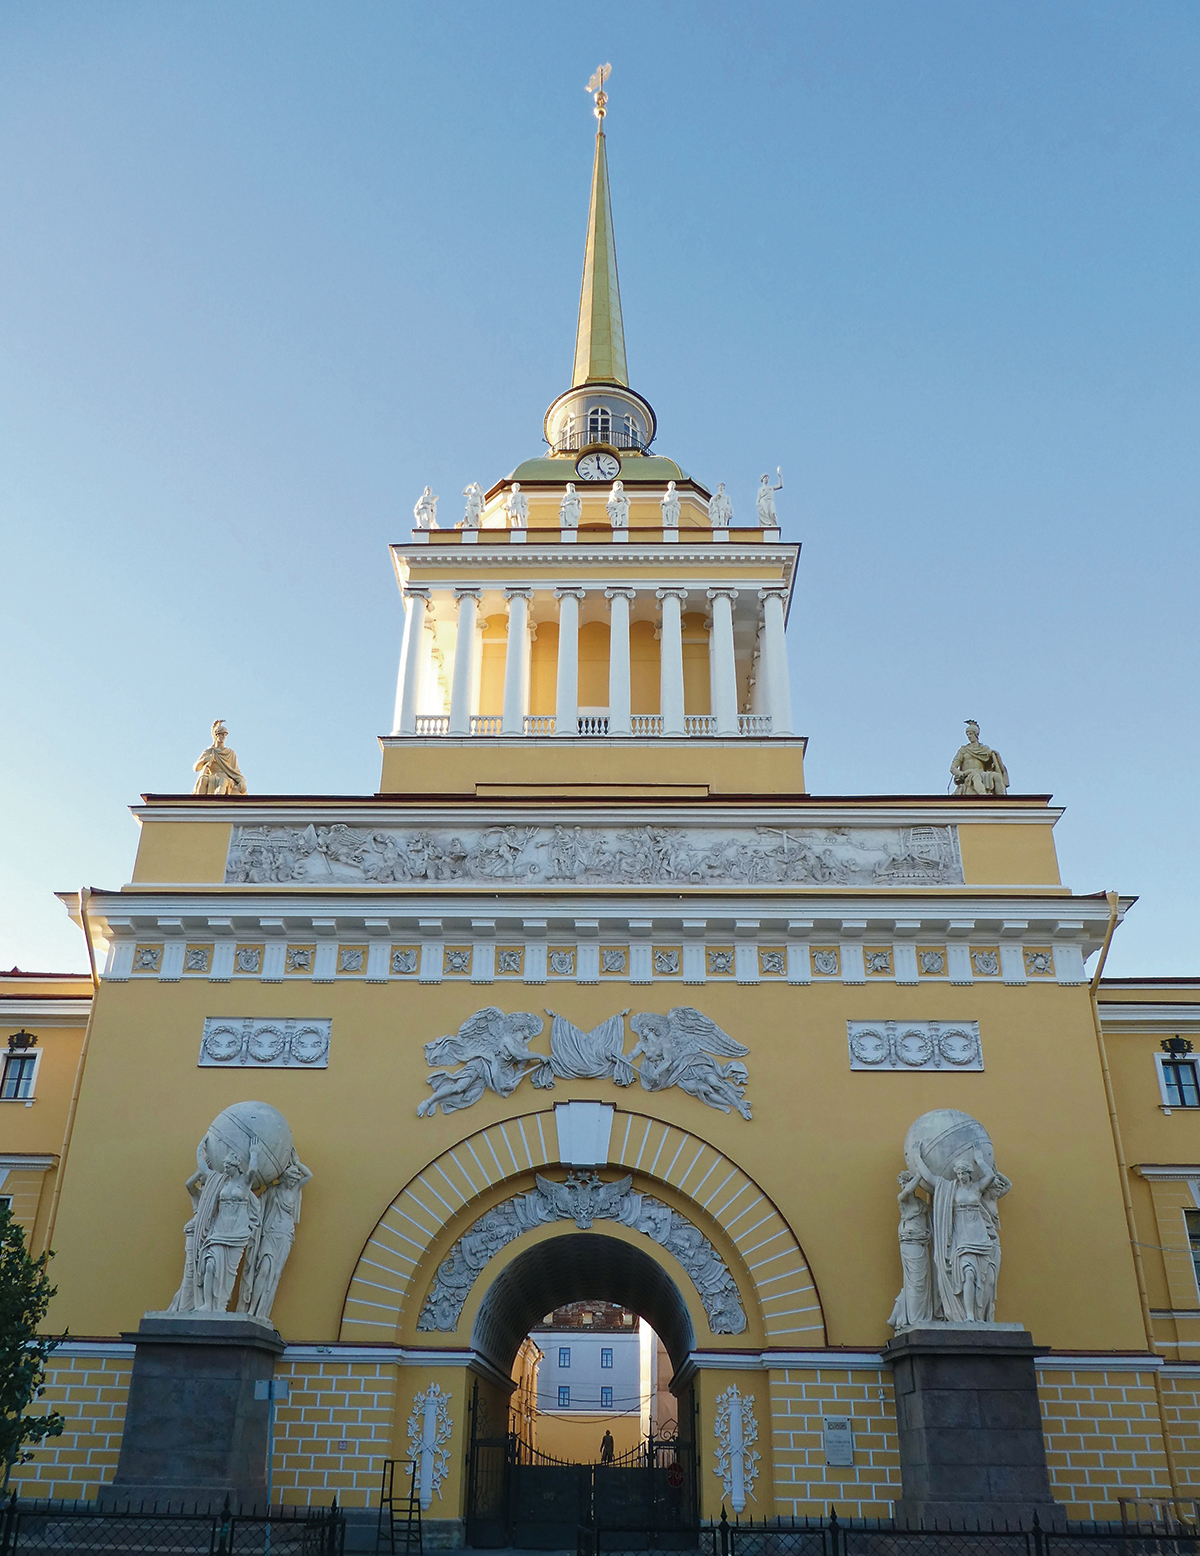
(714, 1385, 759, 1511)
(407, 1383, 452, 1509)
(226, 822, 964, 889)
(199, 1018, 331, 1069)
(416, 1172, 747, 1336)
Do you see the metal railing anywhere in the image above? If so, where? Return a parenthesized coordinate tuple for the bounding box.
(550, 428, 650, 455)
(1, 1494, 345, 1556)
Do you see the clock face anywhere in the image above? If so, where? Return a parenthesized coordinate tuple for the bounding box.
(576, 451, 621, 481)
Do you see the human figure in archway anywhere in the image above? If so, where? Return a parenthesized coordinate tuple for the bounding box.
(600, 1428, 615, 1464)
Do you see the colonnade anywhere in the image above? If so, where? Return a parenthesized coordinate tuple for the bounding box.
(393, 585, 793, 738)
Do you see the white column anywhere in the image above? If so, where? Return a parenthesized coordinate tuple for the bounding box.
(656, 588, 687, 735)
(502, 589, 531, 734)
(554, 588, 585, 735)
(605, 587, 635, 735)
(448, 589, 480, 735)
(393, 588, 429, 735)
(759, 587, 794, 736)
(707, 587, 739, 735)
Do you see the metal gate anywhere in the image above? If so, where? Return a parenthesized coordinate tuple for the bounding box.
(465, 1381, 699, 1550)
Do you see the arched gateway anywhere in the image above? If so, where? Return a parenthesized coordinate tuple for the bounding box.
(25, 66, 1182, 1544)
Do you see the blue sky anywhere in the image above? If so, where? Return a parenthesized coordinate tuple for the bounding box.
(1, 1, 1196, 975)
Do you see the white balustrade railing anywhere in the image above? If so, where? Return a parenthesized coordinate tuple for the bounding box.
(407, 711, 772, 737)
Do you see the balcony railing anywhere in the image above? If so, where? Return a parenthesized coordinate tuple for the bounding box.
(408, 712, 773, 738)
(549, 427, 650, 455)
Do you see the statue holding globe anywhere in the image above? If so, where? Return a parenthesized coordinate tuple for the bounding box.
(890, 1109, 1011, 1328)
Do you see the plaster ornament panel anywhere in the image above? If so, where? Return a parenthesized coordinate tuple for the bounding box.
(759, 950, 785, 976)
(235, 946, 262, 974)
(134, 946, 162, 972)
(497, 949, 523, 975)
(443, 948, 472, 975)
(1025, 948, 1055, 976)
(199, 1017, 332, 1069)
(287, 947, 314, 973)
(416, 1172, 747, 1336)
(654, 950, 681, 975)
(338, 948, 365, 973)
(972, 949, 1001, 977)
(391, 948, 419, 975)
(707, 949, 734, 975)
(226, 822, 964, 889)
(184, 947, 211, 973)
(418, 1007, 751, 1120)
(918, 949, 946, 976)
(714, 1384, 759, 1512)
(165, 1100, 311, 1322)
(865, 950, 892, 977)
(407, 1383, 452, 1510)
(549, 949, 576, 977)
(889, 1108, 1011, 1328)
(847, 1021, 982, 1073)
(812, 949, 840, 977)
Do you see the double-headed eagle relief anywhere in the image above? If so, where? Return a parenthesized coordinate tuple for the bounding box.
(417, 1007, 752, 1120)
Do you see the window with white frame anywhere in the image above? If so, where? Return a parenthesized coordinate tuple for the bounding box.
(601, 1386, 613, 1408)
(559, 1347, 570, 1368)
(1158, 1039, 1200, 1108)
(0, 1054, 37, 1101)
(558, 1386, 570, 1408)
(588, 406, 611, 444)
(1186, 1210, 1200, 1298)
(600, 1347, 613, 1368)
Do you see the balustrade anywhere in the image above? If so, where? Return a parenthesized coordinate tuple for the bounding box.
(414, 714, 450, 735)
(523, 714, 557, 735)
(738, 713, 773, 735)
(684, 714, 716, 735)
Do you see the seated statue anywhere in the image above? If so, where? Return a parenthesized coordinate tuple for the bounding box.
(951, 721, 1008, 797)
(193, 721, 247, 796)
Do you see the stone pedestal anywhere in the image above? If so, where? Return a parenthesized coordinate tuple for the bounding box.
(883, 1324, 1062, 1527)
(105, 1312, 284, 1508)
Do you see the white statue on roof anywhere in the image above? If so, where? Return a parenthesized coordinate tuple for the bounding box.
(414, 486, 439, 530)
(506, 483, 529, 528)
(709, 483, 732, 528)
(461, 483, 485, 528)
(559, 483, 582, 529)
(660, 481, 680, 528)
(606, 480, 629, 528)
(756, 468, 783, 527)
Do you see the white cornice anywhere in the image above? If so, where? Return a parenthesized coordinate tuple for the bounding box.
(0, 1155, 56, 1171)
(129, 800, 1063, 829)
(1135, 1165, 1200, 1180)
(1098, 1004, 1200, 1030)
(0, 999, 91, 1024)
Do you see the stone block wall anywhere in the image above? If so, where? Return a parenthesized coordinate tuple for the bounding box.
(269, 1358, 400, 1507)
(767, 1365, 901, 1517)
(1037, 1366, 1172, 1519)
(10, 1350, 133, 1500)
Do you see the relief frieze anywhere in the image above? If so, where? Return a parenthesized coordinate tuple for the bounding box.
(225, 821, 963, 888)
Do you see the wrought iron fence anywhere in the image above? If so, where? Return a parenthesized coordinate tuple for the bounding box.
(0, 1494, 344, 1556)
(578, 1508, 1200, 1556)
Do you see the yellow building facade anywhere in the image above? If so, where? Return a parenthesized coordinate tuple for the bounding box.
(8, 97, 1200, 1538)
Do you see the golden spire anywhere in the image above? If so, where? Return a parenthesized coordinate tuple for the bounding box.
(573, 63, 628, 388)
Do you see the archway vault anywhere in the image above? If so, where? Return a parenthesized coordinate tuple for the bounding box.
(339, 1107, 824, 1351)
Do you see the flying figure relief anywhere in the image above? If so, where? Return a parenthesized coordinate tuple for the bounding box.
(416, 1007, 753, 1119)
(629, 1008, 753, 1119)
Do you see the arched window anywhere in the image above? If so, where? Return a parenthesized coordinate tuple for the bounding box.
(588, 406, 612, 444)
(623, 413, 639, 447)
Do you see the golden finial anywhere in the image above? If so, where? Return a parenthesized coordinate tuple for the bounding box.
(586, 63, 612, 124)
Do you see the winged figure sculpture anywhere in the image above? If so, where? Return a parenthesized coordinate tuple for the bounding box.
(418, 1008, 550, 1117)
(629, 1008, 752, 1119)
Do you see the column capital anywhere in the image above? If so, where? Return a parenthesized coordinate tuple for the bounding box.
(655, 587, 689, 602)
(604, 587, 637, 602)
(757, 585, 788, 603)
(402, 586, 431, 603)
(706, 586, 739, 603)
(503, 587, 533, 603)
(553, 586, 587, 602)
(453, 587, 482, 602)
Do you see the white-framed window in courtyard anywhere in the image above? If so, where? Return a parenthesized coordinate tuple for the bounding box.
(601, 1347, 613, 1368)
(1157, 1052, 1200, 1109)
(0, 1052, 39, 1101)
(1186, 1210, 1200, 1299)
(559, 1347, 570, 1368)
(601, 1386, 613, 1408)
(558, 1386, 570, 1408)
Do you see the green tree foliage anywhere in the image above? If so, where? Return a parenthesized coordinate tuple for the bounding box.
(0, 1202, 64, 1485)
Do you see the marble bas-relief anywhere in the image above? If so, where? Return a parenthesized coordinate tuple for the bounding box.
(888, 1108, 1011, 1330)
(418, 1006, 752, 1120)
(226, 822, 964, 888)
(165, 1101, 311, 1324)
(417, 1170, 747, 1336)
